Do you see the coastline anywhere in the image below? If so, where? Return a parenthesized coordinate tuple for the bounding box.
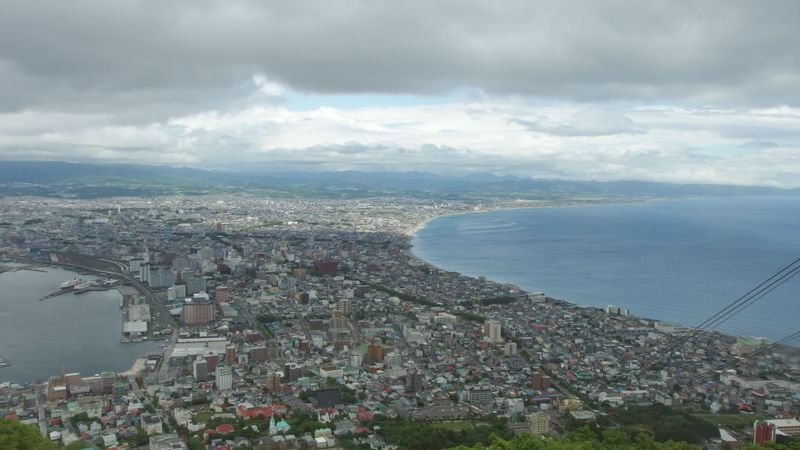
(402, 199, 786, 346)
(0, 264, 159, 384)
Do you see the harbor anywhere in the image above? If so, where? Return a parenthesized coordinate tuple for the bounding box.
(38, 277, 119, 301)
(0, 265, 161, 383)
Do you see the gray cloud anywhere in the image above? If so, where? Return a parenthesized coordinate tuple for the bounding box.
(1, 0, 800, 120)
(511, 109, 645, 136)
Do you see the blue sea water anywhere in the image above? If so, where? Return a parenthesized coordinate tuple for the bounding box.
(412, 197, 800, 341)
(0, 266, 160, 384)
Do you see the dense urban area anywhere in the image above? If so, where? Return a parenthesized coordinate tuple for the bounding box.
(1, 194, 799, 450)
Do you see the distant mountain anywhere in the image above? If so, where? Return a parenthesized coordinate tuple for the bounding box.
(0, 160, 797, 199)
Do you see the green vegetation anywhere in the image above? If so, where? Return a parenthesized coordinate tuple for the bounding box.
(448, 428, 800, 450)
(0, 418, 59, 450)
(432, 421, 475, 431)
(693, 413, 761, 430)
(480, 296, 517, 306)
(356, 280, 438, 307)
(446, 428, 700, 450)
(64, 440, 94, 450)
(369, 415, 510, 450)
(165, 218, 202, 226)
(593, 405, 717, 444)
(257, 314, 281, 323)
(286, 411, 327, 435)
(458, 311, 488, 322)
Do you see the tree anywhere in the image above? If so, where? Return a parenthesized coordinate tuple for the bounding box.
(0, 419, 59, 450)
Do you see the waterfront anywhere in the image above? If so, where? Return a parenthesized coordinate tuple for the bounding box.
(0, 266, 160, 383)
(412, 196, 800, 341)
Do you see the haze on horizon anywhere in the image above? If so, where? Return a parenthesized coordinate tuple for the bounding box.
(1, 0, 799, 188)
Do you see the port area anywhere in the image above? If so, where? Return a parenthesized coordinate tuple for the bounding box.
(38, 277, 119, 301)
(12, 254, 175, 345)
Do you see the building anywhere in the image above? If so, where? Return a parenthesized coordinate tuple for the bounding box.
(149, 434, 188, 450)
(224, 345, 237, 364)
(249, 346, 268, 363)
(529, 412, 549, 435)
(466, 386, 494, 411)
(313, 260, 338, 274)
(216, 364, 233, 391)
(215, 285, 230, 303)
(531, 372, 551, 391)
(366, 344, 385, 364)
(204, 352, 219, 372)
(605, 305, 630, 316)
(484, 320, 502, 342)
(184, 276, 207, 296)
(319, 366, 343, 379)
(504, 342, 518, 356)
(385, 350, 402, 368)
(283, 363, 303, 382)
(754, 419, 800, 445)
(181, 297, 216, 325)
(193, 357, 208, 382)
(140, 263, 173, 289)
(406, 368, 424, 393)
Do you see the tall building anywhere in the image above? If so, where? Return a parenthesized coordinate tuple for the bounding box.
(224, 346, 237, 364)
(204, 352, 219, 373)
(338, 298, 351, 315)
(193, 357, 208, 382)
(406, 368, 424, 393)
(249, 346, 267, 363)
(466, 386, 494, 411)
(484, 320, 502, 342)
(531, 372, 551, 391)
(529, 412, 549, 435)
(140, 263, 173, 289)
(215, 285, 230, 303)
(754, 419, 800, 445)
(181, 297, 216, 325)
(185, 276, 207, 296)
(283, 363, 303, 382)
(385, 350, 402, 368)
(366, 344, 385, 364)
(215, 364, 233, 391)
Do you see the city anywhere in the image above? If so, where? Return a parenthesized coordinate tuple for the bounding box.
(1, 193, 799, 449)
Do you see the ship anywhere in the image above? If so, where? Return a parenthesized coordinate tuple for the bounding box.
(73, 280, 92, 290)
(60, 278, 83, 290)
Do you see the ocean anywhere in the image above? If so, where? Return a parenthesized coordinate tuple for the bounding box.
(412, 196, 800, 342)
(0, 266, 160, 384)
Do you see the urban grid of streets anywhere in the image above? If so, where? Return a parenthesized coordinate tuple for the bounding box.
(1, 194, 799, 448)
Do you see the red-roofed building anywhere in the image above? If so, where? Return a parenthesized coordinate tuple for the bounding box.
(236, 405, 274, 418)
(215, 423, 235, 434)
(357, 407, 374, 421)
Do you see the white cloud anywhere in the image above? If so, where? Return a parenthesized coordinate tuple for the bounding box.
(2, 93, 800, 187)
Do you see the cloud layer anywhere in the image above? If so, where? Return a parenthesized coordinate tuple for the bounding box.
(1, 1, 799, 187)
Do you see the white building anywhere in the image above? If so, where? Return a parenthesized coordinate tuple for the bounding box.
(215, 364, 233, 391)
(483, 320, 502, 343)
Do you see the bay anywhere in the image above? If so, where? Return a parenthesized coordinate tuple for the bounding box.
(0, 266, 160, 384)
(412, 197, 800, 341)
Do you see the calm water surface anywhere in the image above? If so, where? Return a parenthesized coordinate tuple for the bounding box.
(0, 266, 160, 383)
(412, 197, 800, 341)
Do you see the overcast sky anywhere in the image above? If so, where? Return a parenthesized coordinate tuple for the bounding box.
(1, 0, 799, 187)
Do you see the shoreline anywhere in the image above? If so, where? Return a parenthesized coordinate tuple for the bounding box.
(402, 199, 784, 346)
(0, 264, 158, 385)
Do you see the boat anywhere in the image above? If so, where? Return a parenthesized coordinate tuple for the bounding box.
(60, 278, 82, 290)
(73, 280, 92, 290)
